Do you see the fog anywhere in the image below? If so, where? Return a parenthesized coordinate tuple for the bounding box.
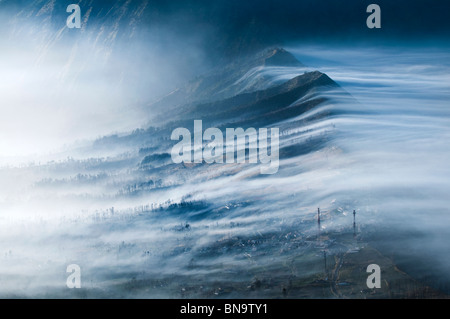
(1, 10, 450, 296)
(288, 45, 450, 215)
(0, 7, 210, 159)
(287, 45, 450, 287)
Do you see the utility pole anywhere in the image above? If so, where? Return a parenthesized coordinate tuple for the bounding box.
(353, 209, 356, 238)
(316, 207, 321, 240)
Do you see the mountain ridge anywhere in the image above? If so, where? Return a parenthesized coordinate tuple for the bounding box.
(148, 47, 307, 114)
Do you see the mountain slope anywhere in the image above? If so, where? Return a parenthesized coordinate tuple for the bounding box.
(149, 48, 307, 114)
(89, 48, 349, 163)
(0, 46, 363, 298)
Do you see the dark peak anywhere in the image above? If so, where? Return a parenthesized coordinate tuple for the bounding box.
(283, 71, 335, 89)
(259, 48, 304, 67)
(149, 47, 308, 114)
(224, 47, 304, 71)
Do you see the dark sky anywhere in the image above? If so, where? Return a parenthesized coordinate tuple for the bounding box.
(3, 0, 450, 58)
(144, 0, 450, 44)
(138, 0, 450, 57)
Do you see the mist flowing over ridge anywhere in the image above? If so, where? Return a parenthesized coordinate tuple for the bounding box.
(0, 0, 450, 298)
(0, 46, 365, 297)
(2, 42, 450, 297)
